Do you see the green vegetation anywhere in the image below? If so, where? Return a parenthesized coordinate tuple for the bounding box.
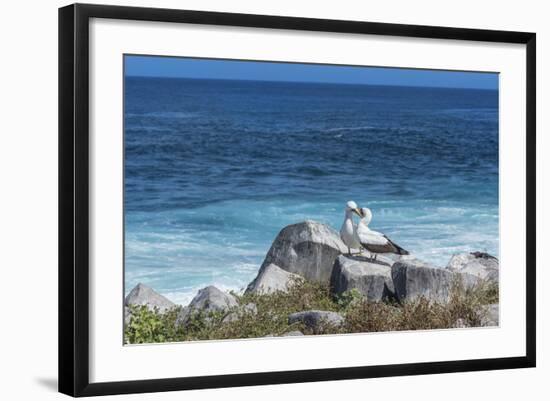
(125, 305, 181, 344)
(124, 277, 499, 345)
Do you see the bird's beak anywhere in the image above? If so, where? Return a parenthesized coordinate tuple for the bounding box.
(353, 208, 362, 217)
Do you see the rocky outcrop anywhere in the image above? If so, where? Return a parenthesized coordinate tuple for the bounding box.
(176, 286, 238, 326)
(331, 255, 395, 301)
(446, 252, 499, 283)
(288, 310, 344, 333)
(257, 221, 347, 284)
(246, 263, 303, 295)
(124, 283, 175, 312)
(125, 224, 501, 339)
(391, 260, 456, 303)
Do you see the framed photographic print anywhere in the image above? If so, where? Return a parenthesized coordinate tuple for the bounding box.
(58, 3, 536, 397)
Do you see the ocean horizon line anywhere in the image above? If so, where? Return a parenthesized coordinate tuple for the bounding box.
(124, 75, 499, 92)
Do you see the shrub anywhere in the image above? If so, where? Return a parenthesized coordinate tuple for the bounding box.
(124, 305, 181, 344)
(335, 288, 363, 309)
(124, 277, 499, 344)
(343, 276, 499, 333)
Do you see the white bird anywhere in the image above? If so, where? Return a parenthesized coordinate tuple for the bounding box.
(355, 207, 409, 259)
(339, 201, 363, 255)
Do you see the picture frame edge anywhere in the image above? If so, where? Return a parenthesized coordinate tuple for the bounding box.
(58, 3, 537, 397)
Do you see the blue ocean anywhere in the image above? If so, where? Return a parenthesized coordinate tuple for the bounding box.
(124, 77, 499, 304)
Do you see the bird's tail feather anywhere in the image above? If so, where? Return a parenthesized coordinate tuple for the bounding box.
(391, 240, 409, 255)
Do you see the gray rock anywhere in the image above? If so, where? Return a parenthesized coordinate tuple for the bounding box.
(288, 310, 344, 333)
(221, 303, 258, 323)
(124, 283, 175, 312)
(331, 255, 395, 301)
(246, 263, 303, 295)
(391, 260, 455, 303)
(446, 252, 499, 283)
(176, 286, 238, 326)
(281, 330, 305, 336)
(188, 286, 238, 311)
(258, 221, 347, 284)
(124, 306, 132, 325)
(480, 303, 499, 327)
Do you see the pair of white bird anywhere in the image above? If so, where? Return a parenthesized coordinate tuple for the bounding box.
(339, 200, 409, 259)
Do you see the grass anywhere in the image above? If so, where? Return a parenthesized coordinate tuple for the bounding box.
(124, 276, 499, 344)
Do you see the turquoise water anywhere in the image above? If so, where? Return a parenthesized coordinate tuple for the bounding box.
(124, 77, 499, 305)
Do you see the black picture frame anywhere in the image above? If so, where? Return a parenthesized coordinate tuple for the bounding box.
(59, 3, 536, 397)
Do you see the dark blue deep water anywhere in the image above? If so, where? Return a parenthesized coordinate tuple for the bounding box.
(125, 77, 499, 304)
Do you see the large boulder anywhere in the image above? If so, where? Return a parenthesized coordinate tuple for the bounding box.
(446, 252, 499, 283)
(176, 286, 238, 326)
(246, 263, 303, 295)
(288, 310, 344, 333)
(124, 283, 175, 312)
(258, 221, 347, 284)
(391, 260, 456, 303)
(331, 255, 395, 301)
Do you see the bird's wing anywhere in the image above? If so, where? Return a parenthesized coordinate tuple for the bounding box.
(367, 228, 385, 237)
(356, 222, 409, 255)
(382, 234, 409, 255)
(356, 225, 388, 246)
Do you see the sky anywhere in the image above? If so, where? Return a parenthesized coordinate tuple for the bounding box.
(125, 55, 498, 90)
